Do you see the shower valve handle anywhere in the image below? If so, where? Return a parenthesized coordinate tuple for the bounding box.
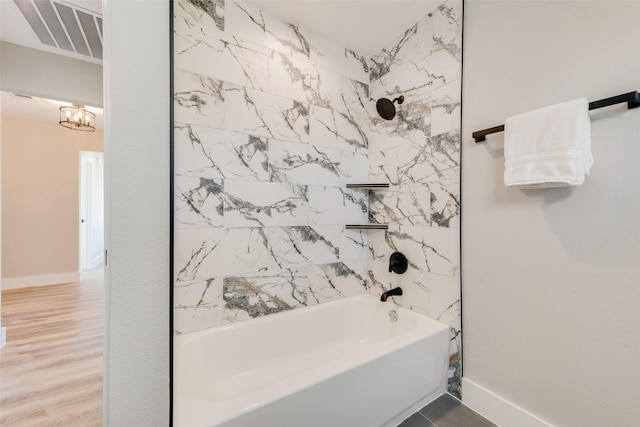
(389, 252, 408, 274)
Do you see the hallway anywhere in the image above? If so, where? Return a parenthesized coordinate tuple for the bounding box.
(0, 273, 103, 426)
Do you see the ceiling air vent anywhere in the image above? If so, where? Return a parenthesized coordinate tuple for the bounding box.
(13, 0, 102, 60)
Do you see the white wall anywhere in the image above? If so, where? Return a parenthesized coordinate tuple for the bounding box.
(0, 41, 103, 107)
(102, 0, 170, 425)
(2, 117, 103, 285)
(462, 1, 640, 426)
(0, 101, 3, 348)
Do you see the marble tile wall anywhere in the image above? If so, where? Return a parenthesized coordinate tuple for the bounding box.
(173, 0, 371, 334)
(173, 0, 462, 396)
(367, 0, 463, 397)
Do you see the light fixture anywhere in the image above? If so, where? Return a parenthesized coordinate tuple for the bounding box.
(59, 104, 96, 132)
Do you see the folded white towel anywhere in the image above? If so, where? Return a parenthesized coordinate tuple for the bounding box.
(504, 99, 593, 189)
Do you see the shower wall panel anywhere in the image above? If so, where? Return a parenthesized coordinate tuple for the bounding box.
(367, 0, 463, 397)
(173, 0, 371, 334)
(173, 0, 463, 397)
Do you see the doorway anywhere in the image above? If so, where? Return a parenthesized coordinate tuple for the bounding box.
(80, 150, 104, 272)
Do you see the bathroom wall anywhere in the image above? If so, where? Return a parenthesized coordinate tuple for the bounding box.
(462, 1, 640, 426)
(102, 0, 170, 424)
(368, 0, 463, 396)
(173, 0, 372, 334)
(173, 0, 463, 363)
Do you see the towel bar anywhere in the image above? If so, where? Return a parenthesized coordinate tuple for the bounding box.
(472, 90, 640, 143)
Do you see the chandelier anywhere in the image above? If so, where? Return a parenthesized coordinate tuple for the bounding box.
(59, 104, 96, 132)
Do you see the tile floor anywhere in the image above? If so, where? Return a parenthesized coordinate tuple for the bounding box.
(399, 394, 497, 427)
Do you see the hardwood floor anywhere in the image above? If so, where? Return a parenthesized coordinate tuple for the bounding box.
(0, 274, 103, 426)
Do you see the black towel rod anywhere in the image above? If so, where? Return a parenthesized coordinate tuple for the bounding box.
(472, 90, 640, 143)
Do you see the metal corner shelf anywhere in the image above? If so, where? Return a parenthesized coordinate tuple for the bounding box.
(345, 224, 388, 230)
(346, 183, 390, 189)
(345, 184, 390, 230)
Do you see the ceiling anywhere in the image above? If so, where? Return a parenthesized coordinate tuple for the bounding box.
(1, 91, 104, 130)
(1, 0, 103, 64)
(243, 0, 442, 57)
(1, 0, 103, 126)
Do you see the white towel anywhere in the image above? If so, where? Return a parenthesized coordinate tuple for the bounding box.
(504, 99, 593, 189)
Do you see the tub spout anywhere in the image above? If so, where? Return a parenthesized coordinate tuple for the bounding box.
(380, 287, 403, 302)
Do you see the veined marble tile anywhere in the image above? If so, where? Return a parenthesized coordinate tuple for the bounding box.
(369, 69, 433, 106)
(343, 49, 370, 84)
(306, 261, 368, 304)
(369, 139, 436, 185)
(176, 224, 347, 284)
(434, 0, 463, 48)
(368, 225, 459, 278)
(369, 13, 434, 81)
(369, 79, 432, 142)
(369, 185, 431, 227)
(335, 77, 369, 121)
(394, 92, 432, 137)
(264, 226, 341, 267)
(268, 139, 342, 186)
(428, 273, 461, 332)
(308, 105, 341, 150)
(366, 250, 429, 307)
(174, 68, 225, 128)
(174, 0, 224, 38)
(307, 186, 368, 226)
(367, 132, 415, 154)
(174, 31, 269, 91)
(225, 0, 312, 62)
(339, 150, 369, 184)
(174, 227, 226, 282)
(174, 123, 270, 181)
(426, 130, 460, 184)
(371, 36, 459, 99)
(224, 83, 309, 142)
(340, 228, 369, 262)
(307, 32, 369, 84)
(431, 79, 461, 137)
(431, 181, 460, 228)
(311, 67, 341, 109)
(175, 228, 281, 281)
(368, 256, 431, 315)
(369, 131, 459, 185)
(175, 176, 225, 228)
(424, 41, 462, 91)
(223, 269, 310, 321)
(369, 24, 417, 81)
(309, 104, 368, 154)
(222, 261, 367, 322)
(224, 180, 310, 227)
(268, 50, 317, 103)
(174, 277, 224, 334)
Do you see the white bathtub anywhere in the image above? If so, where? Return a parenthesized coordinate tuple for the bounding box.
(174, 293, 451, 427)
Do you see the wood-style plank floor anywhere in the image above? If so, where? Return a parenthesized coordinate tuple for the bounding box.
(0, 273, 103, 426)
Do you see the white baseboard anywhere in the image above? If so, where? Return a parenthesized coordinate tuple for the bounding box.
(0, 327, 6, 349)
(462, 378, 553, 427)
(2, 272, 81, 290)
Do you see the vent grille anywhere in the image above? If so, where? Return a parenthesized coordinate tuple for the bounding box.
(14, 0, 102, 60)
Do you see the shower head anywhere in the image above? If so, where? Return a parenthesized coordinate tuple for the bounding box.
(376, 96, 404, 120)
